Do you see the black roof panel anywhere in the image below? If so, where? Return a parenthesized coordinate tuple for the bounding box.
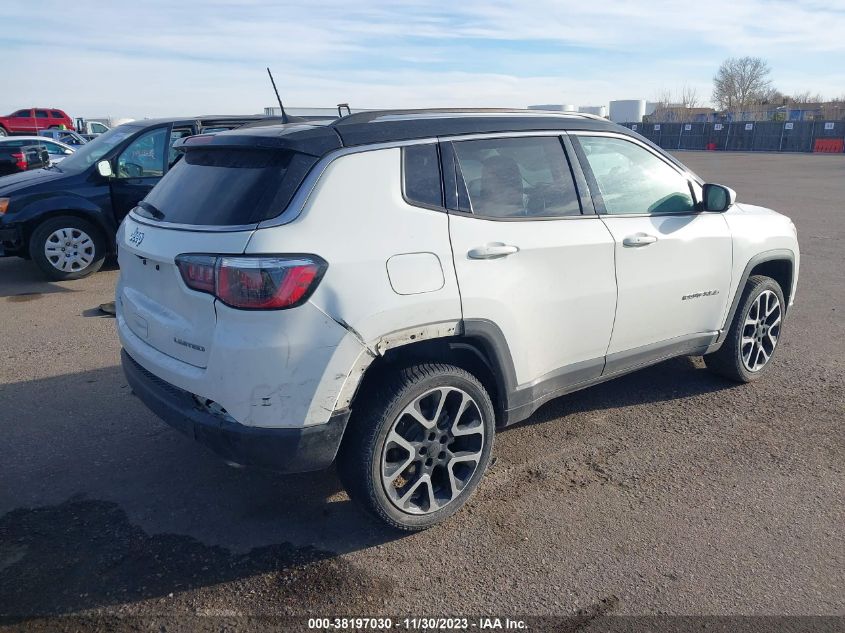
(332, 109, 620, 146)
(199, 109, 635, 155)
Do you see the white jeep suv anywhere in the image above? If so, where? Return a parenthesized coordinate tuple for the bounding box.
(117, 109, 799, 530)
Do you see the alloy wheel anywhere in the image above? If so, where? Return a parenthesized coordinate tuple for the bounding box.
(741, 289, 781, 372)
(381, 386, 485, 515)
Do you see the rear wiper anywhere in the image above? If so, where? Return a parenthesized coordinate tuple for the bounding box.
(137, 200, 165, 220)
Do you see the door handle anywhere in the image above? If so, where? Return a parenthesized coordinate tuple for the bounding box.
(622, 233, 658, 247)
(467, 242, 520, 259)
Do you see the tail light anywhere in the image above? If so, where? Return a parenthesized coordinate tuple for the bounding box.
(175, 254, 326, 310)
(11, 152, 26, 171)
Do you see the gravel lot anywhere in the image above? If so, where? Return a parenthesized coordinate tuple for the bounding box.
(0, 152, 842, 630)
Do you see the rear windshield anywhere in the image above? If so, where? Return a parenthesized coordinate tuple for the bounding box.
(137, 148, 318, 225)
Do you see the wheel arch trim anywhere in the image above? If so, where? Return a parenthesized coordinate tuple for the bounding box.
(336, 319, 519, 425)
(708, 248, 795, 353)
(20, 202, 114, 247)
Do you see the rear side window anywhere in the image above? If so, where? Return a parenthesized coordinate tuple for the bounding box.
(452, 136, 581, 218)
(50, 110, 64, 118)
(139, 148, 318, 226)
(402, 144, 442, 208)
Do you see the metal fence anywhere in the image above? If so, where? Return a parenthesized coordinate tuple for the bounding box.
(622, 121, 845, 153)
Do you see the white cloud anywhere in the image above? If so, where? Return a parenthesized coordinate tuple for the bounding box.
(1, 0, 842, 117)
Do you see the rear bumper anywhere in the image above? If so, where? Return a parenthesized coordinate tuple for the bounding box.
(122, 349, 350, 473)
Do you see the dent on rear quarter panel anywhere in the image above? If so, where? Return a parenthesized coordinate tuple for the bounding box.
(210, 304, 343, 427)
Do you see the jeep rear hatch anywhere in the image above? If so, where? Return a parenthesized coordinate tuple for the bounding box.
(135, 146, 318, 226)
(118, 215, 252, 368)
(119, 138, 334, 367)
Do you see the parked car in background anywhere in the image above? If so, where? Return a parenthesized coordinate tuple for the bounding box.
(76, 118, 110, 138)
(38, 129, 88, 146)
(0, 108, 74, 136)
(0, 137, 75, 164)
(115, 109, 800, 530)
(0, 115, 284, 279)
(0, 142, 49, 176)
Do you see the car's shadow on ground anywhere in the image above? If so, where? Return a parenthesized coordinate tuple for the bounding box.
(0, 256, 119, 299)
(0, 354, 734, 620)
(510, 355, 737, 431)
(0, 257, 75, 299)
(0, 363, 402, 620)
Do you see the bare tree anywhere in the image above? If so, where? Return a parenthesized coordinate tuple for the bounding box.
(680, 85, 700, 108)
(712, 57, 773, 113)
(649, 88, 675, 121)
(764, 89, 786, 105)
(790, 91, 824, 104)
(653, 88, 673, 109)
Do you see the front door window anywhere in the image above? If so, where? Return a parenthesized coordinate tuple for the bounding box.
(577, 136, 695, 215)
(116, 127, 167, 178)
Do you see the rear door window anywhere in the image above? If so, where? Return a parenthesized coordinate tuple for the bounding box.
(139, 148, 318, 226)
(168, 127, 194, 168)
(402, 144, 443, 208)
(451, 136, 581, 218)
(35, 110, 49, 118)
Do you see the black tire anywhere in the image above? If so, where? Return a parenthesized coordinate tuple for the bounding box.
(337, 363, 495, 531)
(704, 275, 785, 382)
(29, 215, 106, 281)
(0, 127, 7, 137)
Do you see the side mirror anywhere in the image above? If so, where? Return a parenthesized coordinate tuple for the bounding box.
(97, 160, 113, 178)
(702, 183, 736, 212)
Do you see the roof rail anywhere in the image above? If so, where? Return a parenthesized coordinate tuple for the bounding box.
(567, 112, 607, 121)
(333, 107, 594, 126)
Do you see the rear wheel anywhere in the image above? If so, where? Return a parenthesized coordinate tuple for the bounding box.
(29, 216, 106, 280)
(0, 127, 7, 137)
(337, 363, 495, 531)
(704, 275, 785, 382)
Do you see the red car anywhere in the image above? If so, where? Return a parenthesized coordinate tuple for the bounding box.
(0, 108, 74, 136)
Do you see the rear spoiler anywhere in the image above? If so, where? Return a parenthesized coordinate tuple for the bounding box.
(172, 124, 342, 157)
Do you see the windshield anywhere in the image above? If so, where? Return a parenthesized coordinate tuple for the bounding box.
(56, 125, 138, 172)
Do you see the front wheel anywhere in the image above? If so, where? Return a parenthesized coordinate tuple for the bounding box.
(704, 275, 785, 382)
(29, 216, 106, 280)
(338, 363, 495, 531)
(0, 127, 7, 137)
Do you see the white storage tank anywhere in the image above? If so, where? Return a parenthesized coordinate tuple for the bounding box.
(578, 105, 608, 118)
(528, 104, 578, 113)
(528, 104, 566, 112)
(609, 99, 647, 123)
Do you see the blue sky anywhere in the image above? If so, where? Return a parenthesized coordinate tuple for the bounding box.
(2, 0, 844, 118)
